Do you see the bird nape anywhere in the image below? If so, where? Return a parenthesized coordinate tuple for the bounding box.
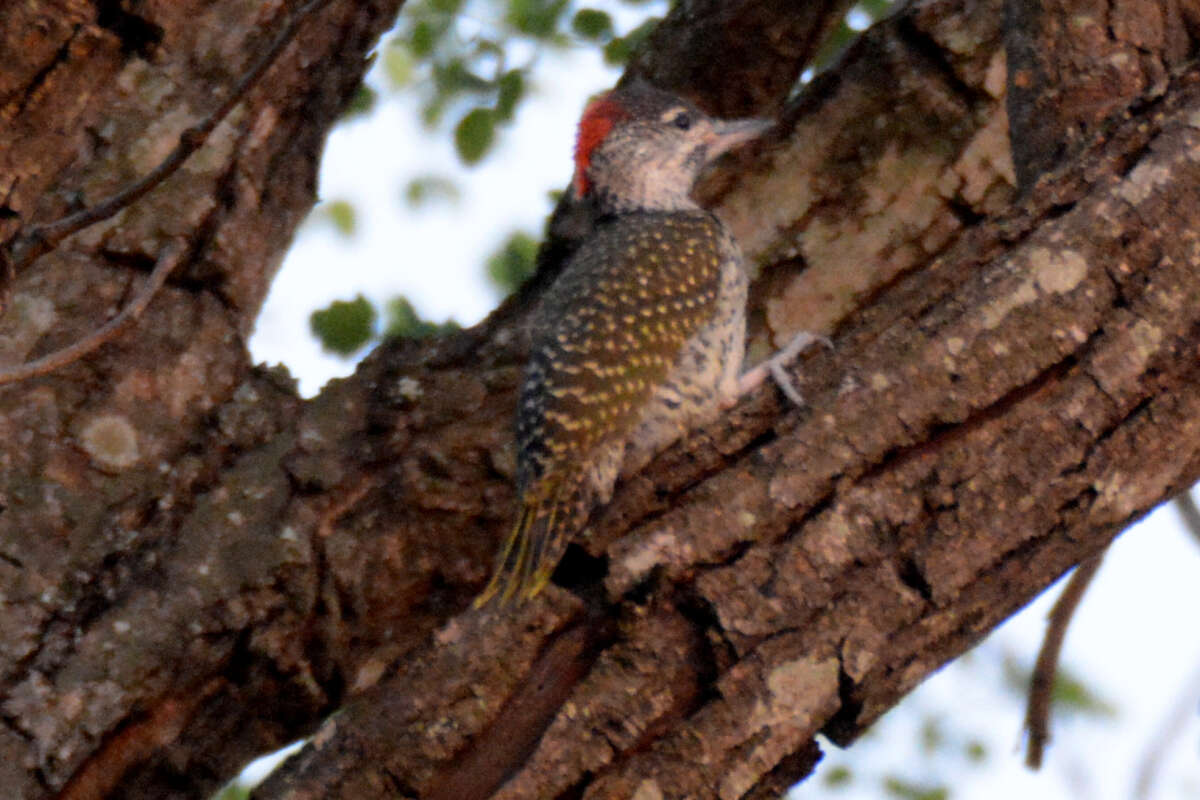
(476, 82, 777, 608)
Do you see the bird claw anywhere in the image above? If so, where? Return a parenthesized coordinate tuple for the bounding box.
(737, 330, 832, 406)
(769, 358, 807, 405)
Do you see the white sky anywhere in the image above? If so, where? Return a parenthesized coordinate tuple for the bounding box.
(250, 25, 620, 397)
(244, 11, 1200, 798)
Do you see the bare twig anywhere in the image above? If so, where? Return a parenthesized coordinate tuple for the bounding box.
(1132, 654, 1200, 799)
(1128, 491, 1200, 796)
(1172, 490, 1200, 549)
(1023, 550, 1106, 769)
(0, 0, 333, 306)
(0, 238, 188, 386)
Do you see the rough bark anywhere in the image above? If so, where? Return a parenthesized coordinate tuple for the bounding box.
(0, 2, 402, 797)
(1004, 0, 1200, 190)
(1, 0, 1197, 799)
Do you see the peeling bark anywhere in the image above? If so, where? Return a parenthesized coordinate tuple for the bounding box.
(1, 0, 1198, 799)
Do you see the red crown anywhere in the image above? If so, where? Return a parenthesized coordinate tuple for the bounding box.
(573, 92, 631, 196)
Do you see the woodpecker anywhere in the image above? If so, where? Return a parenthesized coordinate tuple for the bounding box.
(478, 82, 810, 606)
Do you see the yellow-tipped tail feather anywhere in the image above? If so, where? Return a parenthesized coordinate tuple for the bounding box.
(475, 485, 577, 608)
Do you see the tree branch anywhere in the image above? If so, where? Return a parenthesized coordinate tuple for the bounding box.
(260, 47, 1200, 800)
(0, 0, 334, 316)
(4, 0, 1200, 797)
(0, 2, 403, 797)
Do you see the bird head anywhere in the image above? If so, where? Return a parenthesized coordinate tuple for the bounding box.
(572, 82, 772, 213)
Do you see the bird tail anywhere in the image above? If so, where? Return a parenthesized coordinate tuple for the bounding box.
(475, 482, 582, 608)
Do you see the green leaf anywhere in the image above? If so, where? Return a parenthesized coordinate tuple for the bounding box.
(919, 716, 944, 753)
(384, 297, 460, 339)
(434, 59, 491, 96)
(384, 297, 424, 337)
(808, 19, 856, 74)
(324, 200, 357, 237)
(882, 776, 948, 800)
(965, 739, 987, 762)
(384, 41, 415, 87)
(495, 69, 525, 121)
(571, 9, 613, 40)
(430, 0, 464, 14)
(410, 20, 440, 58)
(473, 37, 506, 58)
(342, 84, 377, 118)
(486, 231, 539, 294)
(823, 765, 853, 787)
(507, 0, 569, 38)
(322, 200, 357, 237)
(310, 295, 377, 355)
(422, 94, 449, 127)
(857, 0, 894, 20)
(1051, 669, 1118, 717)
(1001, 655, 1117, 718)
(602, 38, 628, 64)
(213, 782, 250, 800)
(454, 107, 496, 164)
(404, 176, 461, 207)
(214, 783, 252, 800)
(603, 17, 659, 65)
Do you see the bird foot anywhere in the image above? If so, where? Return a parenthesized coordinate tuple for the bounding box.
(735, 330, 832, 406)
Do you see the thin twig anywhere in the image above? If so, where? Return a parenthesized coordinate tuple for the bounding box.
(1127, 491, 1200, 795)
(0, 239, 188, 386)
(1, 0, 333, 280)
(1132, 654, 1200, 799)
(1172, 489, 1200, 548)
(1023, 549, 1106, 769)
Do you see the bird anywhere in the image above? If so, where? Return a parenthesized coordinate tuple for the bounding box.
(477, 81, 816, 606)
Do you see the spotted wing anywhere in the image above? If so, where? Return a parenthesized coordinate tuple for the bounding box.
(479, 211, 726, 605)
(516, 210, 726, 492)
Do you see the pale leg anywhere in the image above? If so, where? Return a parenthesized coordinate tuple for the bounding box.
(736, 331, 832, 405)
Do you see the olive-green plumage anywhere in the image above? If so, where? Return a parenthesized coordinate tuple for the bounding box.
(477, 83, 770, 606)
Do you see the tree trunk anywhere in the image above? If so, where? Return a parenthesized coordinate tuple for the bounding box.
(1, 0, 1197, 798)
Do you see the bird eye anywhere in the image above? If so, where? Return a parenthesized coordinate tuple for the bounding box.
(672, 112, 692, 130)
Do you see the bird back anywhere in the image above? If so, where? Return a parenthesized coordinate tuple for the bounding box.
(478, 210, 727, 605)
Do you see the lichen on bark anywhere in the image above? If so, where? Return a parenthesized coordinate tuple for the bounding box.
(3, 0, 1200, 798)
